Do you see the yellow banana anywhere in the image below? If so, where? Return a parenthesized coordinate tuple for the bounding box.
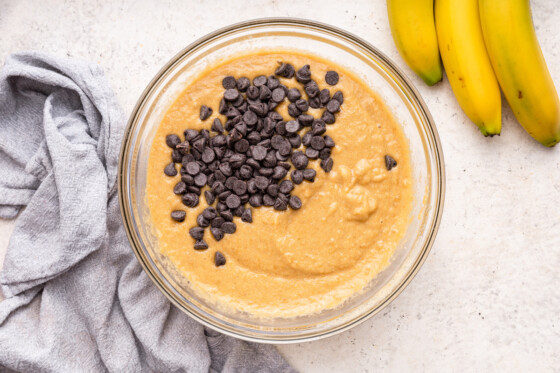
(435, 0, 501, 136)
(479, 0, 560, 147)
(387, 0, 443, 86)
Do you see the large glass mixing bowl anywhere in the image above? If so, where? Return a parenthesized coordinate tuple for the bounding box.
(118, 18, 445, 343)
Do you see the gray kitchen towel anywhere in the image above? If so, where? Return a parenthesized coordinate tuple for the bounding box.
(0, 52, 295, 373)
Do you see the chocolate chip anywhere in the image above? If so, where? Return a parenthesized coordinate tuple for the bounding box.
(194, 240, 208, 250)
(237, 77, 250, 91)
(295, 99, 308, 112)
(304, 81, 319, 98)
(320, 157, 334, 172)
(319, 89, 330, 105)
(211, 216, 225, 228)
(187, 185, 201, 195)
(287, 88, 301, 102)
(288, 103, 301, 118)
(305, 147, 319, 159)
(332, 90, 344, 104)
(285, 120, 300, 134)
(185, 162, 200, 176)
(214, 251, 226, 266)
(252, 145, 268, 161)
(274, 198, 288, 211)
(171, 210, 186, 222)
(225, 176, 238, 190)
(247, 86, 259, 100)
(212, 135, 227, 147)
(385, 155, 397, 170)
(210, 227, 224, 242)
(278, 180, 294, 194)
(326, 99, 341, 113)
(289, 195, 302, 210)
(219, 162, 232, 176)
(194, 173, 208, 187)
(324, 135, 335, 148)
(296, 65, 311, 84)
(249, 194, 262, 207)
(291, 151, 309, 170)
(182, 193, 199, 208)
(173, 181, 187, 194)
(197, 214, 210, 228)
(222, 221, 237, 234)
(310, 136, 326, 150)
(239, 165, 253, 179)
(302, 132, 312, 147)
(211, 118, 224, 134)
(241, 208, 253, 223)
(267, 183, 279, 197)
(259, 85, 272, 101)
(319, 148, 331, 160)
(233, 180, 247, 195)
(288, 134, 302, 148)
(225, 194, 241, 209)
(221, 210, 233, 222)
(263, 194, 275, 206)
(322, 110, 336, 124)
(192, 137, 207, 153)
(218, 190, 231, 202)
(230, 153, 246, 168)
(255, 176, 270, 190)
(171, 149, 183, 163)
(202, 148, 215, 164)
(325, 71, 339, 85)
(234, 139, 250, 153)
(181, 174, 194, 185)
(271, 87, 286, 102)
(166, 134, 181, 148)
(303, 168, 316, 181)
(164, 163, 177, 176)
(272, 166, 288, 179)
(205, 190, 216, 205)
(219, 98, 228, 114)
(200, 105, 213, 121)
(298, 114, 314, 127)
(311, 120, 326, 135)
(189, 227, 204, 240)
(224, 89, 240, 101)
(291, 170, 304, 184)
(275, 121, 287, 136)
(253, 75, 267, 87)
(259, 167, 274, 177)
(222, 76, 237, 89)
(308, 96, 322, 109)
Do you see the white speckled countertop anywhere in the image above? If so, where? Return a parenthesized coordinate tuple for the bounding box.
(1, 0, 559, 371)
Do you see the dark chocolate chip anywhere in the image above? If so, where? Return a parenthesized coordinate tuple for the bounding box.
(302, 132, 313, 147)
(171, 149, 183, 163)
(274, 198, 288, 211)
(289, 195, 302, 210)
(255, 176, 269, 190)
(271, 87, 286, 102)
(325, 71, 339, 85)
(222, 76, 237, 89)
(385, 155, 397, 171)
(171, 210, 186, 222)
(182, 193, 199, 208)
(194, 173, 208, 187)
(194, 240, 208, 250)
(267, 75, 280, 89)
(173, 181, 187, 194)
(272, 166, 288, 179)
(241, 208, 253, 223)
(291, 151, 309, 170)
(164, 163, 177, 176)
(219, 163, 232, 176)
(253, 75, 267, 87)
(192, 137, 207, 153)
(308, 96, 322, 109)
(288, 134, 302, 148)
(296, 64, 311, 84)
(211, 216, 225, 228)
(304, 81, 320, 98)
(211, 227, 224, 242)
(320, 89, 330, 105)
(237, 77, 250, 92)
(332, 90, 344, 104)
(305, 147, 319, 159)
(279, 180, 294, 194)
(186, 162, 200, 175)
(221, 210, 233, 222)
(324, 135, 335, 148)
(291, 170, 304, 184)
(326, 99, 341, 113)
(259, 167, 274, 177)
(295, 99, 309, 112)
(234, 139, 250, 153)
(249, 194, 263, 207)
(287, 88, 302, 102)
(239, 165, 253, 179)
(166, 134, 181, 148)
(263, 194, 275, 206)
(322, 110, 336, 124)
(211, 118, 224, 134)
(219, 98, 228, 115)
(267, 184, 279, 197)
(202, 148, 216, 164)
(259, 85, 272, 101)
(311, 119, 327, 135)
(205, 190, 216, 205)
(200, 105, 213, 121)
(233, 205, 245, 217)
(310, 136, 326, 150)
(233, 180, 247, 195)
(197, 214, 210, 228)
(214, 251, 226, 266)
(298, 114, 314, 127)
(252, 145, 268, 161)
(187, 185, 201, 195)
(247, 85, 260, 100)
(285, 120, 300, 134)
(224, 89, 240, 101)
(222, 221, 237, 234)
(288, 103, 301, 118)
(181, 174, 194, 185)
(189, 227, 204, 240)
(303, 168, 316, 181)
(320, 157, 334, 172)
(319, 148, 332, 160)
(225, 194, 241, 209)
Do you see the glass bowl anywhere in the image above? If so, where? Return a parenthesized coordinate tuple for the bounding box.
(118, 18, 445, 343)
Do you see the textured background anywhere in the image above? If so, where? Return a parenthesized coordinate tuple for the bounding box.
(1, 0, 559, 371)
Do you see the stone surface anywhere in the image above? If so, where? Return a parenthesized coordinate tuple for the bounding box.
(0, 0, 559, 371)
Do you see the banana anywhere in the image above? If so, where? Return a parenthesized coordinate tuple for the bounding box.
(387, 0, 443, 86)
(479, 0, 560, 147)
(435, 0, 502, 136)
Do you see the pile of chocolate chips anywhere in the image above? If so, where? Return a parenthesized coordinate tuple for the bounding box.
(163, 62, 344, 266)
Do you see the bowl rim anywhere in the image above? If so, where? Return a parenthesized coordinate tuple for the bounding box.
(118, 17, 446, 343)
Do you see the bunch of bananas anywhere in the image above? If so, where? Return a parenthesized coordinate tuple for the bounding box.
(387, 0, 560, 147)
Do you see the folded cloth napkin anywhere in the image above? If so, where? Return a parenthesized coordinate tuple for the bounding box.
(0, 52, 295, 373)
